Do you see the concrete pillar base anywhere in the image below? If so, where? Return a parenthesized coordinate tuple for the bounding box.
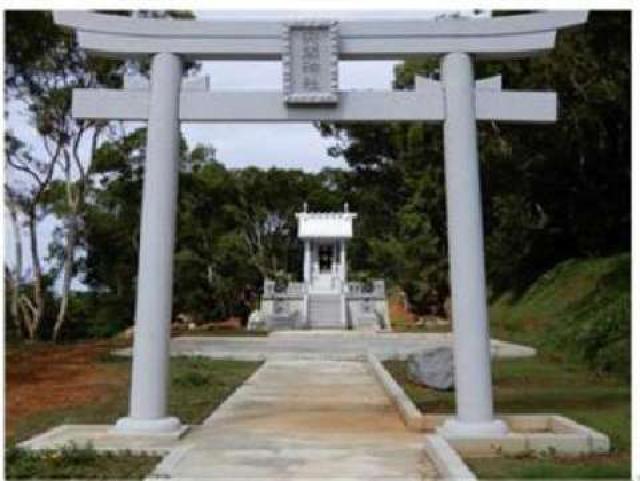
(113, 416, 184, 437)
(437, 417, 509, 437)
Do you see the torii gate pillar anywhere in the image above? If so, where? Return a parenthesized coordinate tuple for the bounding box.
(114, 52, 184, 435)
(439, 52, 508, 436)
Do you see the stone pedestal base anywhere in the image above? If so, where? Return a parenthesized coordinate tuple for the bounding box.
(437, 417, 509, 437)
(112, 416, 185, 438)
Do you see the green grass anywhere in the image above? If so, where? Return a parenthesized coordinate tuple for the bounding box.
(465, 453, 631, 479)
(6, 444, 160, 480)
(388, 321, 452, 333)
(384, 357, 630, 479)
(7, 353, 261, 479)
(168, 356, 262, 423)
(490, 253, 630, 379)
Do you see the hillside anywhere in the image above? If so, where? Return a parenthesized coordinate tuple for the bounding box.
(490, 253, 630, 379)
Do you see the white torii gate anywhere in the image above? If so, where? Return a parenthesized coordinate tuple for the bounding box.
(54, 10, 587, 438)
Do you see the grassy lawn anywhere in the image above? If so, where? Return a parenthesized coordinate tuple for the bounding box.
(6, 444, 161, 480)
(490, 254, 630, 380)
(384, 357, 630, 479)
(388, 322, 452, 333)
(7, 342, 261, 479)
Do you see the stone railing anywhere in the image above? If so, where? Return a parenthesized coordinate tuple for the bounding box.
(263, 280, 306, 299)
(346, 279, 385, 299)
(257, 279, 308, 330)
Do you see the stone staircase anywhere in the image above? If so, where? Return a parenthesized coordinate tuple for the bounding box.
(308, 293, 344, 329)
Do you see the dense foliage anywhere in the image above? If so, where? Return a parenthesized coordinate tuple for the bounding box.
(321, 11, 630, 309)
(491, 253, 630, 379)
(4, 12, 630, 349)
(60, 128, 349, 335)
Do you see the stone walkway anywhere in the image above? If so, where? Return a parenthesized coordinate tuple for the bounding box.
(158, 359, 437, 480)
(25, 332, 537, 479)
(115, 331, 536, 361)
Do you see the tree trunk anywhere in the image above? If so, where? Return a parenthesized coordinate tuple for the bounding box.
(19, 294, 38, 340)
(52, 217, 75, 341)
(6, 198, 23, 336)
(27, 208, 44, 340)
(5, 269, 21, 337)
(52, 127, 100, 341)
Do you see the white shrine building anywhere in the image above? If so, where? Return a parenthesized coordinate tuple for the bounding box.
(249, 205, 391, 331)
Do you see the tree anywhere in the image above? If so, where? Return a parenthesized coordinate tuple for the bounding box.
(5, 10, 198, 340)
(481, 10, 630, 291)
(5, 131, 59, 339)
(5, 11, 117, 339)
(80, 125, 350, 331)
(320, 11, 630, 312)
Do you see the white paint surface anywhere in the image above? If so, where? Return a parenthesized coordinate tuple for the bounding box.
(439, 52, 507, 436)
(115, 53, 184, 435)
(296, 212, 357, 238)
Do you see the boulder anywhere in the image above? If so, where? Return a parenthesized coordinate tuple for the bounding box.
(407, 346, 454, 390)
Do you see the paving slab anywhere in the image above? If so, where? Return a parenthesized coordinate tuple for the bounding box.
(114, 331, 535, 361)
(18, 424, 182, 454)
(160, 359, 438, 480)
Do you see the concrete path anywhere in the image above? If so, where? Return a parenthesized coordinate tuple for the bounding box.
(158, 359, 437, 480)
(115, 331, 536, 361)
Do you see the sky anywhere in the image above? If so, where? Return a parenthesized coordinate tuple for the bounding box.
(180, 59, 397, 171)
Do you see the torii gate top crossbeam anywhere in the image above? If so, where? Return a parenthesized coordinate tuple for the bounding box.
(54, 10, 587, 60)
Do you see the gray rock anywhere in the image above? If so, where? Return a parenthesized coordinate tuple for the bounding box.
(407, 346, 454, 390)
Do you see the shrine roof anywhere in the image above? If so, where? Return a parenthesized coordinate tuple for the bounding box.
(296, 212, 357, 239)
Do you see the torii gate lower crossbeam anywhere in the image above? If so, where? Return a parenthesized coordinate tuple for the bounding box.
(54, 10, 587, 440)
